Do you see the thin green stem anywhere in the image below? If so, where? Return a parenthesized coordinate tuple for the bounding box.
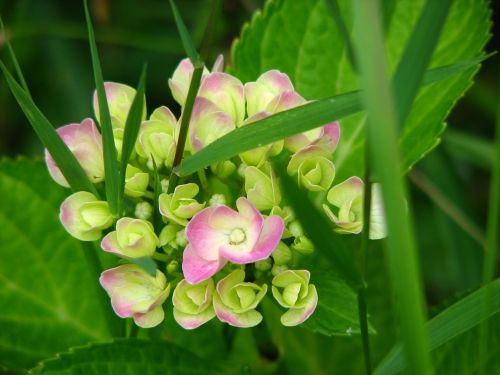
(478, 71, 500, 375)
(167, 64, 204, 193)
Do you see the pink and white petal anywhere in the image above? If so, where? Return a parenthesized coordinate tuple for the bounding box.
(101, 231, 126, 256)
(213, 293, 262, 328)
(186, 207, 228, 260)
(235, 197, 264, 241)
(133, 305, 165, 328)
(45, 149, 69, 187)
(99, 265, 133, 295)
(327, 177, 364, 207)
(265, 91, 306, 113)
(313, 121, 340, 153)
(173, 305, 215, 330)
(258, 70, 294, 93)
(211, 54, 224, 72)
(280, 284, 318, 326)
(182, 245, 226, 284)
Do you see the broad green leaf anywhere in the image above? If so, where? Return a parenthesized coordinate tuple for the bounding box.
(84, 0, 120, 215)
(29, 339, 238, 375)
(118, 64, 147, 204)
(230, 0, 491, 181)
(180, 57, 487, 176)
(303, 271, 375, 336)
(374, 279, 500, 375)
(0, 159, 111, 372)
(0, 63, 98, 196)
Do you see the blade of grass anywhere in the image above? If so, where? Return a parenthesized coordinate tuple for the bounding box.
(0, 15, 30, 96)
(352, 1, 431, 374)
(180, 55, 490, 176)
(478, 72, 500, 375)
(118, 64, 147, 204)
(199, 0, 222, 62)
(0, 61, 98, 196)
(84, 0, 120, 216)
(374, 279, 500, 375)
(324, 0, 357, 71)
(393, 0, 452, 125)
(274, 158, 363, 289)
(169, 0, 200, 64)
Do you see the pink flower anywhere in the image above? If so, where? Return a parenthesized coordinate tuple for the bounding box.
(182, 197, 284, 284)
(45, 118, 104, 187)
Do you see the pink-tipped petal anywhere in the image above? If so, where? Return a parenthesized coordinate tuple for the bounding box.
(100, 232, 124, 256)
(213, 294, 263, 328)
(212, 54, 224, 72)
(314, 121, 340, 153)
(173, 305, 215, 330)
(99, 266, 131, 295)
(133, 305, 165, 328)
(182, 245, 226, 284)
(266, 91, 306, 113)
(280, 285, 318, 326)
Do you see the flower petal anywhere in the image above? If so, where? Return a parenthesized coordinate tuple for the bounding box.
(173, 304, 215, 330)
(182, 245, 226, 284)
(280, 284, 318, 326)
(133, 305, 165, 328)
(213, 293, 263, 328)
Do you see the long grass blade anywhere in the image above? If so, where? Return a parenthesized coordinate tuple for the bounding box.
(374, 279, 500, 375)
(478, 71, 500, 375)
(0, 15, 30, 96)
(84, 0, 120, 215)
(0, 61, 98, 195)
(180, 56, 489, 176)
(352, 1, 431, 374)
(274, 159, 363, 289)
(199, 0, 222, 62)
(443, 130, 494, 170)
(118, 64, 147, 203)
(393, 0, 452, 125)
(169, 0, 200, 64)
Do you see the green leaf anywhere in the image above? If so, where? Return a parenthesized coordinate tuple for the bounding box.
(118, 64, 147, 204)
(0, 159, 111, 372)
(230, 0, 491, 181)
(84, 0, 120, 215)
(374, 279, 500, 375)
(274, 159, 362, 288)
(169, 0, 200, 65)
(443, 129, 494, 170)
(303, 271, 375, 336)
(180, 56, 488, 177)
(29, 339, 238, 375)
(0, 63, 98, 196)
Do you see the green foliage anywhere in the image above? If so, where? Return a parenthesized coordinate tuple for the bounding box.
(303, 271, 375, 336)
(30, 339, 238, 374)
(0, 159, 111, 372)
(230, 0, 491, 181)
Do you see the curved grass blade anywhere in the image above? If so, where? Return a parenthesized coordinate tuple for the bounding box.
(393, 0, 453, 126)
(0, 61, 98, 196)
(273, 158, 363, 289)
(169, 0, 199, 65)
(352, 1, 431, 373)
(180, 56, 490, 176)
(0, 15, 30, 96)
(118, 64, 147, 204)
(374, 279, 500, 375)
(84, 0, 120, 215)
(443, 130, 494, 170)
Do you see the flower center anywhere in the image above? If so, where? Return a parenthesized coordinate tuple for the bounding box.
(229, 228, 246, 245)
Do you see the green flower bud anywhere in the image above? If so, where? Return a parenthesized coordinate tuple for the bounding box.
(244, 166, 281, 211)
(166, 260, 179, 275)
(209, 193, 226, 206)
(272, 242, 292, 266)
(287, 146, 335, 192)
(135, 201, 153, 220)
(213, 270, 267, 328)
(288, 220, 303, 238)
(271, 270, 318, 326)
(175, 229, 188, 247)
(255, 258, 272, 271)
(159, 183, 205, 226)
(60, 191, 114, 241)
(161, 178, 170, 193)
(291, 235, 314, 255)
(101, 218, 159, 259)
(270, 206, 295, 238)
(173, 278, 216, 329)
(125, 165, 149, 198)
(272, 264, 289, 276)
(210, 160, 236, 179)
(159, 223, 182, 251)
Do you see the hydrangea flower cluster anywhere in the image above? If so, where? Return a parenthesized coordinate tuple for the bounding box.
(45, 56, 386, 329)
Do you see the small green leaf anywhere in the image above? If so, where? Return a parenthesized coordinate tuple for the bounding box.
(0, 62, 98, 196)
(374, 279, 500, 375)
(118, 64, 147, 204)
(169, 0, 200, 65)
(303, 271, 375, 336)
(84, 0, 120, 215)
(180, 57, 488, 176)
(274, 159, 362, 289)
(29, 338, 238, 375)
(0, 159, 112, 372)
